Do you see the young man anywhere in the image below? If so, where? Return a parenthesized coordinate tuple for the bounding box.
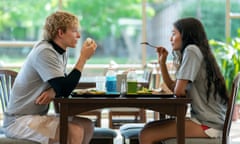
(3, 11, 97, 144)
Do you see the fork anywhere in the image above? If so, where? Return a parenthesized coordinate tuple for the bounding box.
(140, 42, 158, 48)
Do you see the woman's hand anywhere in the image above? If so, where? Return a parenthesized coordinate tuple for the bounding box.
(35, 88, 56, 105)
(156, 47, 169, 65)
(155, 47, 175, 91)
(80, 38, 97, 60)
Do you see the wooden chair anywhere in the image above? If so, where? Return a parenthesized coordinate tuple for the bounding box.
(108, 108, 146, 129)
(108, 69, 152, 129)
(80, 110, 102, 127)
(162, 72, 240, 144)
(0, 69, 17, 113)
(0, 69, 39, 144)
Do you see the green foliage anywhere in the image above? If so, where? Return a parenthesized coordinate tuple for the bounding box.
(0, 0, 57, 27)
(0, 0, 57, 39)
(0, 0, 156, 40)
(210, 30, 240, 100)
(180, 0, 240, 41)
(63, 0, 155, 39)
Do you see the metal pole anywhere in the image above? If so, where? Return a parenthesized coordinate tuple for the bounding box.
(58, 0, 62, 10)
(141, 0, 147, 67)
(225, 0, 230, 40)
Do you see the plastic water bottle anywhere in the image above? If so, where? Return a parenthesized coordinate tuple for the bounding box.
(127, 69, 138, 94)
(105, 68, 117, 93)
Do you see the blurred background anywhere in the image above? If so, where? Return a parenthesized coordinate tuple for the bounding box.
(0, 1, 240, 142)
(0, 0, 239, 79)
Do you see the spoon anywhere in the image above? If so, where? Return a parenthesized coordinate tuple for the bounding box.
(140, 42, 158, 48)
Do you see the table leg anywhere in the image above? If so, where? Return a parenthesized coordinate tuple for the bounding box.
(59, 103, 68, 144)
(176, 104, 186, 144)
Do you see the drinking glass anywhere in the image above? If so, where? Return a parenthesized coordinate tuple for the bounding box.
(96, 76, 106, 92)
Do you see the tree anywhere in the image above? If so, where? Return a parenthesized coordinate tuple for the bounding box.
(179, 0, 240, 41)
(0, 0, 155, 40)
(0, 0, 57, 40)
(63, 0, 155, 40)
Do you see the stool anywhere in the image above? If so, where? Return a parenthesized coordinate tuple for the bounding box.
(119, 123, 144, 144)
(90, 127, 117, 144)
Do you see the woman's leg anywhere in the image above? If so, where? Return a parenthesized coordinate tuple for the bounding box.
(139, 119, 209, 144)
(139, 119, 176, 144)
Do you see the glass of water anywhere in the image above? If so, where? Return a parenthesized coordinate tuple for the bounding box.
(95, 76, 106, 92)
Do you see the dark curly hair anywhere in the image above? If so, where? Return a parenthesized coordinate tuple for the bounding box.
(173, 17, 228, 103)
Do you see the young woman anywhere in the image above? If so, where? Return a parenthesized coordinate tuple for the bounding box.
(139, 17, 229, 144)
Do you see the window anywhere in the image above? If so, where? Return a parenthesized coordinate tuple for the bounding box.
(0, 0, 239, 76)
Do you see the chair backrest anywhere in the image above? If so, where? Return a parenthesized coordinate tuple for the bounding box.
(0, 69, 18, 113)
(222, 72, 240, 144)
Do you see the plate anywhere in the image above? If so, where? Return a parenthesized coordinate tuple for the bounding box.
(72, 88, 104, 97)
(123, 93, 174, 98)
(71, 89, 120, 97)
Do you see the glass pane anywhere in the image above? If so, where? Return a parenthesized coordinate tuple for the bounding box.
(62, 0, 145, 65)
(0, 0, 57, 66)
(145, 0, 240, 63)
(0, 0, 239, 73)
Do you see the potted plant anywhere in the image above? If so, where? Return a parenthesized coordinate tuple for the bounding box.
(209, 30, 240, 121)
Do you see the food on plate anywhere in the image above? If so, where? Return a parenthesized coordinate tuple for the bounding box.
(137, 87, 152, 94)
(73, 88, 105, 95)
(73, 89, 87, 94)
(87, 89, 105, 95)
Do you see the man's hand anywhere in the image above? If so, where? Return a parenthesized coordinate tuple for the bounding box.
(80, 37, 97, 60)
(75, 38, 97, 71)
(35, 88, 56, 105)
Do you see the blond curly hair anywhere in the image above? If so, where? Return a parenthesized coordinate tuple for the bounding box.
(43, 11, 79, 41)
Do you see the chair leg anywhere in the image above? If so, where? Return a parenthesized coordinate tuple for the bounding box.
(109, 112, 113, 128)
(90, 139, 114, 144)
(122, 137, 126, 144)
(129, 139, 139, 144)
(139, 109, 146, 122)
(153, 141, 164, 144)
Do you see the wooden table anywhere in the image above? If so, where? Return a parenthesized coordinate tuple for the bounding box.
(54, 94, 191, 144)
